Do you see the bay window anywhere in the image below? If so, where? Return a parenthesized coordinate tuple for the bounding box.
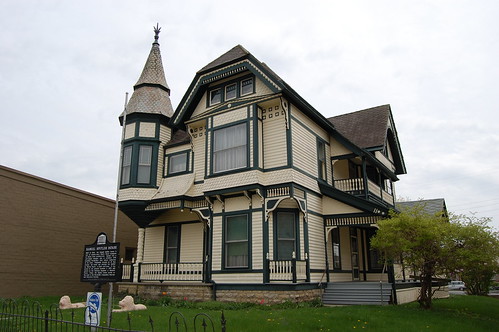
(121, 146, 132, 185)
(137, 145, 152, 184)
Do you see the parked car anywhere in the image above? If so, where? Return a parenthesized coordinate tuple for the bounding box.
(448, 280, 466, 290)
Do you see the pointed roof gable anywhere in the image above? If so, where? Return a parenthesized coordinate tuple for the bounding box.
(328, 105, 390, 149)
(328, 104, 406, 175)
(123, 26, 174, 119)
(197, 45, 250, 74)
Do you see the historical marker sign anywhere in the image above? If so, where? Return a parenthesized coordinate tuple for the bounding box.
(81, 232, 122, 283)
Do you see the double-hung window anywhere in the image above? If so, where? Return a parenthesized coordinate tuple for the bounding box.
(225, 83, 236, 100)
(317, 140, 327, 181)
(137, 145, 152, 184)
(121, 146, 132, 185)
(165, 225, 180, 264)
(225, 215, 249, 268)
(213, 123, 247, 173)
(168, 152, 188, 175)
(275, 211, 297, 260)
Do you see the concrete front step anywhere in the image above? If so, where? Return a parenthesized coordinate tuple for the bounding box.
(322, 282, 393, 305)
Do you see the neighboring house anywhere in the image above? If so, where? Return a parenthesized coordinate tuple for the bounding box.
(0, 165, 138, 298)
(117, 28, 407, 304)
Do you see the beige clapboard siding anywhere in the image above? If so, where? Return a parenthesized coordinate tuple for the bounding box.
(190, 123, 207, 183)
(307, 214, 326, 270)
(322, 196, 362, 215)
(212, 273, 263, 284)
(263, 112, 288, 169)
(180, 223, 204, 262)
(212, 215, 223, 270)
(330, 137, 352, 157)
(291, 118, 318, 176)
(143, 226, 165, 263)
(267, 213, 274, 260)
(252, 211, 263, 270)
(292, 108, 328, 141)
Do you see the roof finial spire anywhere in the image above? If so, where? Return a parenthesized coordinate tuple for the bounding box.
(153, 23, 161, 44)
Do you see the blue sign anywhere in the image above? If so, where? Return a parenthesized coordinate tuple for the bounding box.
(85, 292, 102, 326)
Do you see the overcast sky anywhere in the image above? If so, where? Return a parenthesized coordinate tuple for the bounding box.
(1, 0, 498, 229)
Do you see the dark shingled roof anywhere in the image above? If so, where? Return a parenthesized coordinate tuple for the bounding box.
(397, 198, 448, 217)
(165, 129, 190, 147)
(197, 45, 250, 74)
(328, 105, 391, 149)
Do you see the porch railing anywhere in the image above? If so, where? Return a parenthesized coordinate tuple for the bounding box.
(140, 262, 204, 282)
(268, 259, 308, 283)
(121, 262, 204, 282)
(334, 178, 393, 205)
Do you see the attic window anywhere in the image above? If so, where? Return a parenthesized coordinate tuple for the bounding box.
(241, 78, 253, 96)
(225, 83, 236, 100)
(209, 88, 221, 105)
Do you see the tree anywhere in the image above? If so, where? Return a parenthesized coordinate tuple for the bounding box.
(370, 204, 454, 309)
(447, 214, 499, 295)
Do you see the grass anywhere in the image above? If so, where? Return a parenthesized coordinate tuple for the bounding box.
(3, 295, 498, 331)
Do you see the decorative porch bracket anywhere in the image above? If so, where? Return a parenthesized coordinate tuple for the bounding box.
(265, 195, 307, 222)
(191, 207, 212, 228)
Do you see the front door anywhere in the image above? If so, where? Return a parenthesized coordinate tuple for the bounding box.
(350, 228, 360, 280)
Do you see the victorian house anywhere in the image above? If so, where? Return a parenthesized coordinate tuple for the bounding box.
(117, 28, 407, 304)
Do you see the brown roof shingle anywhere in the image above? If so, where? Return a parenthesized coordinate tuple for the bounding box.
(328, 105, 391, 149)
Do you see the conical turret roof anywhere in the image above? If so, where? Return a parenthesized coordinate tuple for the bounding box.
(123, 25, 174, 118)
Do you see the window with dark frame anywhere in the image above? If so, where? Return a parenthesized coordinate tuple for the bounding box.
(213, 123, 247, 173)
(241, 77, 253, 95)
(168, 152, 188, 174)
(317, 140, 327, 181)
(165, 225, 180, 264)
(225, 83, 236, 100)
(275, 211, 297, 260)
(137, 145, 152, 184)
(209, 88, 221, 105)
(225, 214, 249, 268)
(121, 146, 132, 185)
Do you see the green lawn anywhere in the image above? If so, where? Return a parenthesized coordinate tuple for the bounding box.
(3, 295, 498, 331)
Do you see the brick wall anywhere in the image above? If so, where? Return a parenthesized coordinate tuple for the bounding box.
(0, 166, 138, 298)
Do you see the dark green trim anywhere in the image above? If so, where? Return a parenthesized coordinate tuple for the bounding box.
(273, 209, 300, 260)
(165, 150, 192, 177)
(221, 211, 252, 271)
(208, 118, 251, 177)
(120, 140, 159, 189)
(252, 104, 259, 169)
(146, 220, 201, 228)
(286, 104, 293, 167)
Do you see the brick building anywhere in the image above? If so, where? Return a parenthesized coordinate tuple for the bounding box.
(0, 165, 137, 298)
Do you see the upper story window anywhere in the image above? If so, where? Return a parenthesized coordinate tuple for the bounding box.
(240, 78, 254, 96)
(207, 76, 255, 106)
(121, 146, 132, 185)
(209, 88, 222, 106)
(213, 122, 247, 173)
(137, 145, 152, 184)
(167, 152, 188, 175)
(317, 140, 327, 181)
(225, 83, 237, 100)
(120, 143, 156, 187)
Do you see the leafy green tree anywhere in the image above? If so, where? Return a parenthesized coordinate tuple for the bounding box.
(448, 214, 499, 295)
(371, 204, 454, 309)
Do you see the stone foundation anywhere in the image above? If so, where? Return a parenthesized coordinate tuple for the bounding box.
(117, 282, 321, 304)
(117, 282, 213, 302)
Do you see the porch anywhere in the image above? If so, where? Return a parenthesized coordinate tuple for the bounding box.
(121, 258, 309, 284)
(334, 177, 394, 206)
